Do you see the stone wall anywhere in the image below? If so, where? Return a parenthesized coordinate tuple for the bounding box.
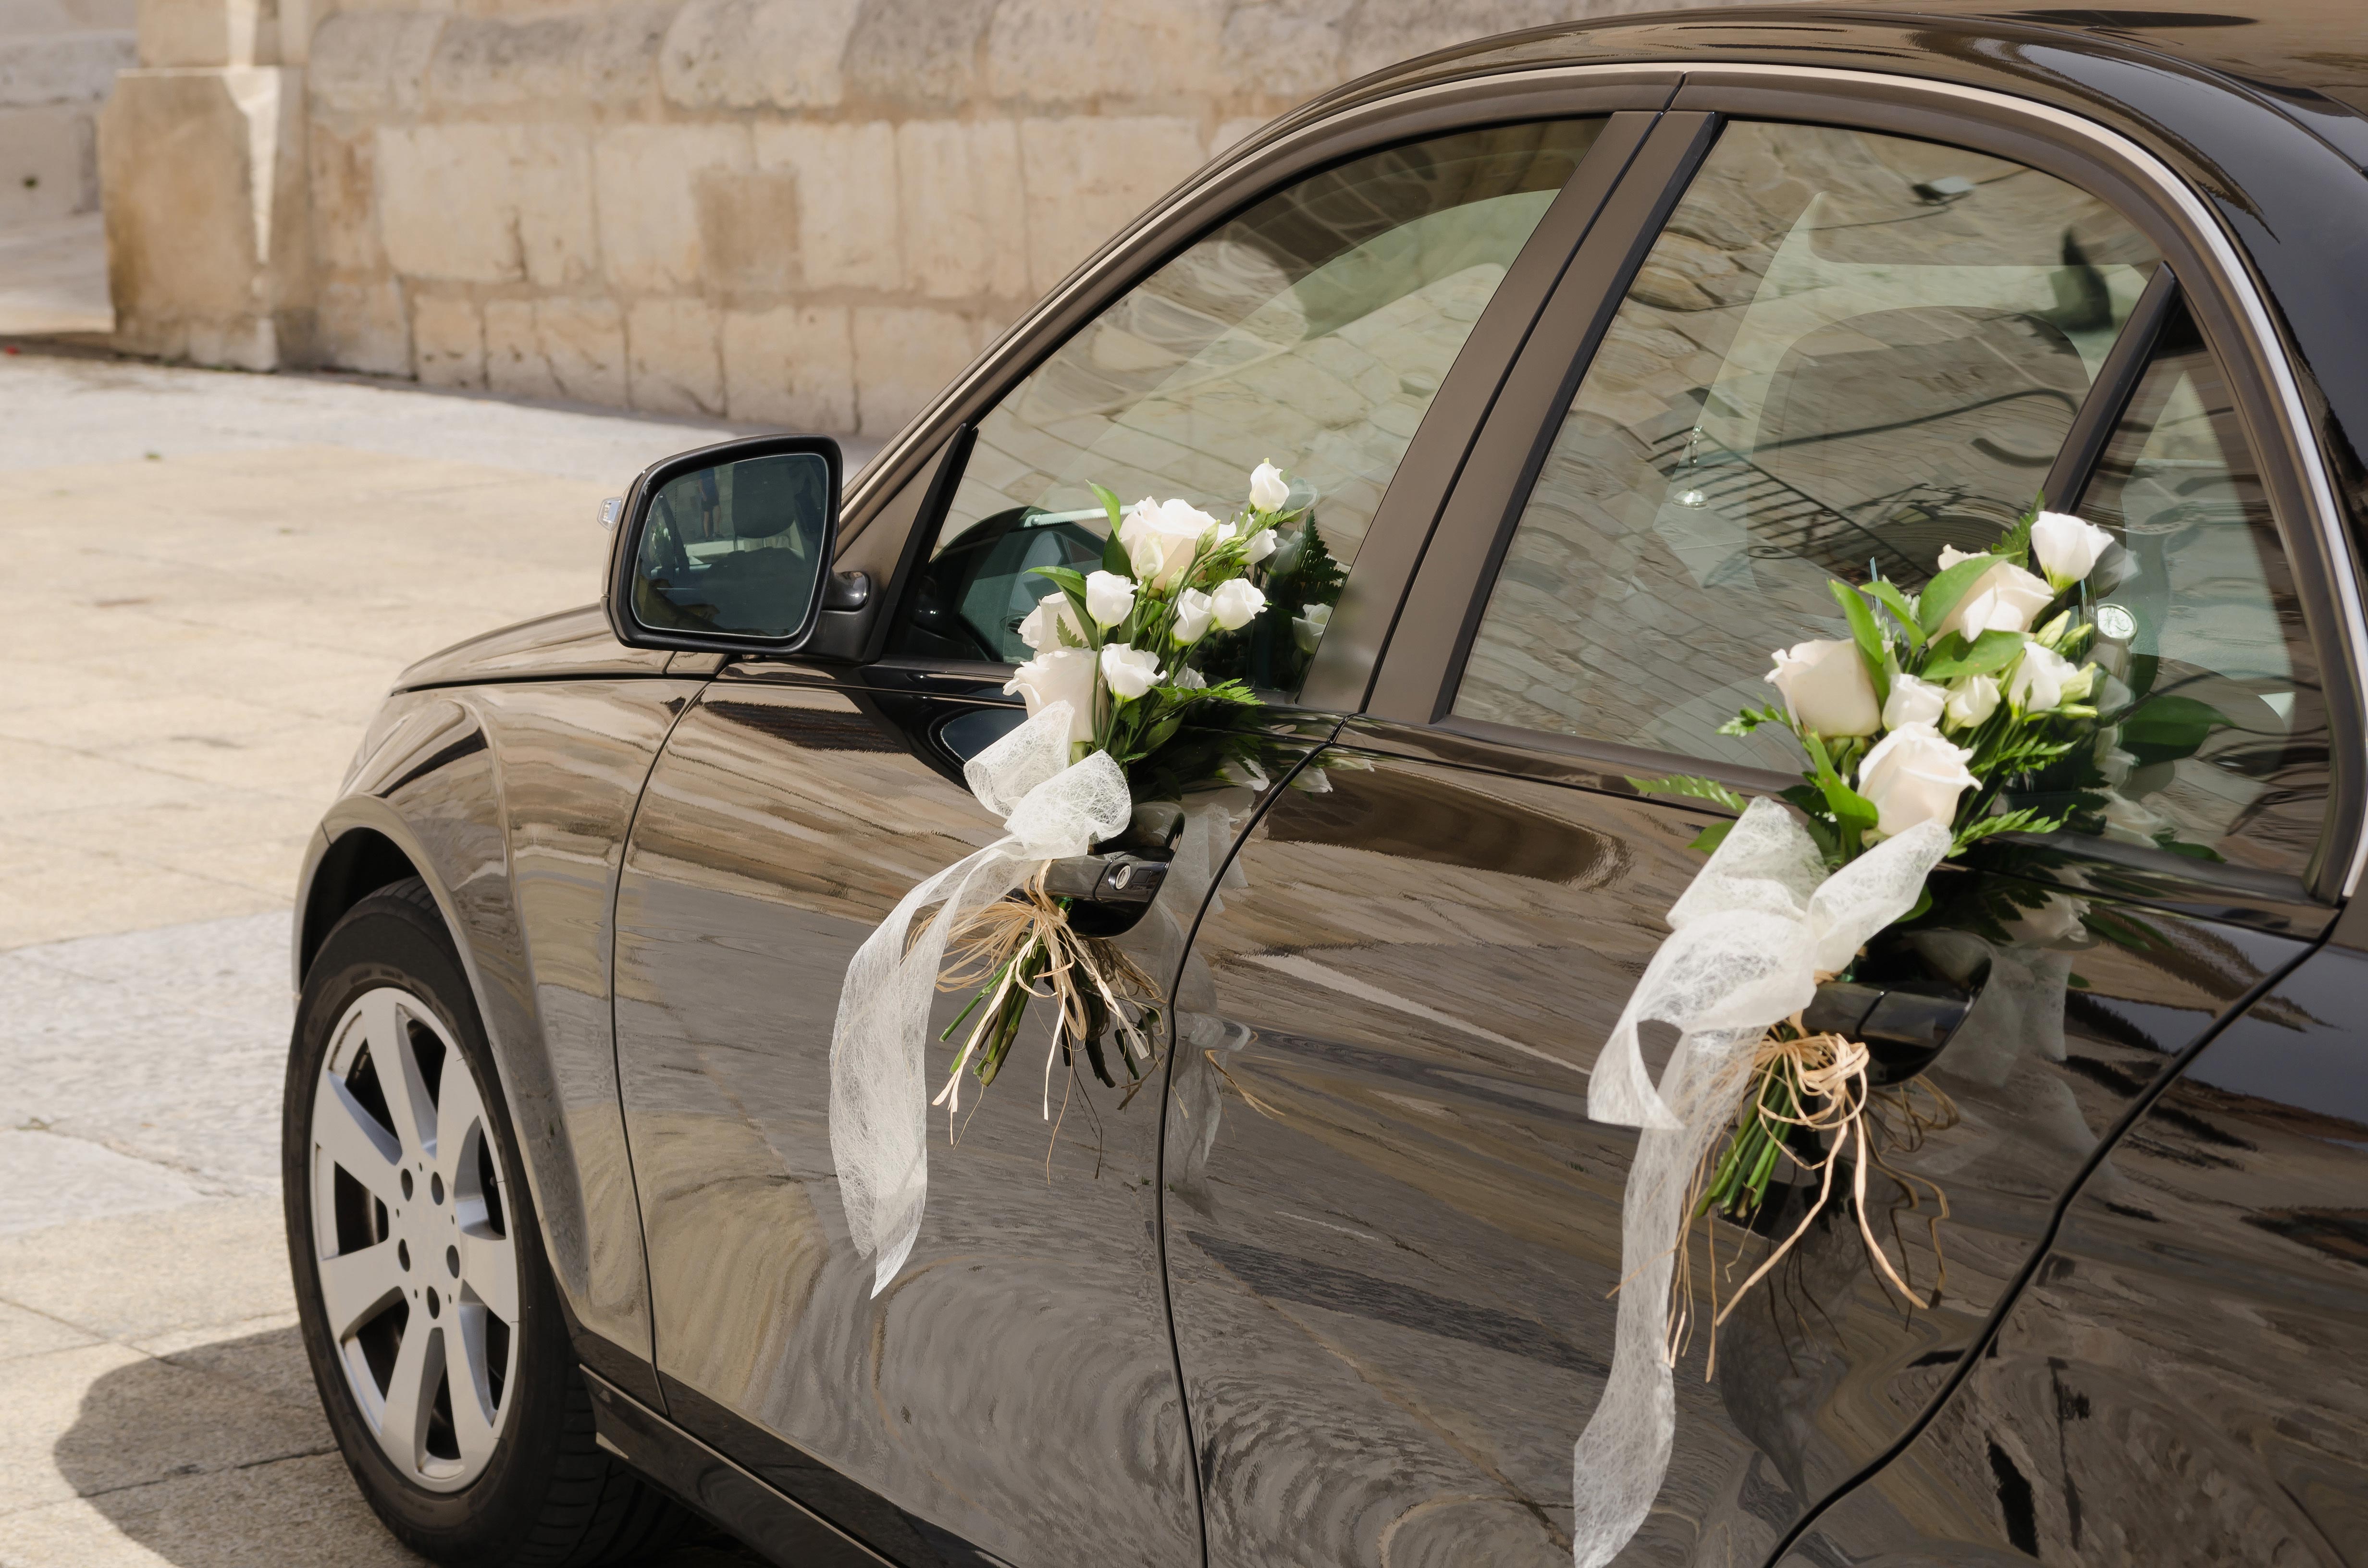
(1, 0, 135, 225)
(104, 0, 1732, 428)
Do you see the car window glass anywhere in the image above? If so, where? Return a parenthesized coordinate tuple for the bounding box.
(2046, 303, 2326, 874)
(888, 119, 1608, 695)
(1453, 119, 2159, 768)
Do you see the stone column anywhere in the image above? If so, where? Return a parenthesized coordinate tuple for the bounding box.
(98, 0, 312, 368)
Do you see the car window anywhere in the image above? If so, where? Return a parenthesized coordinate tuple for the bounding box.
(1453, 119, 2159, 767)
(2048, 303, 2327, 874)
(888, 119, 1608, 695)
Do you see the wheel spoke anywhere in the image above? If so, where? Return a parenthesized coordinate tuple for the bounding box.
(457, 1228, 518, 1323)
(449, 1308, 503, 1467)
(365, 991, 438, 1162)
(377, 1314, 441, 1473)
(435, 1056, 488, 1188)
(313, 1072, 402, 1202)
(316, 1241, 405, 1340)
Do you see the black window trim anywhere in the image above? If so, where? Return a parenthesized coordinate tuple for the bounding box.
(1364, 68, 2368, 911)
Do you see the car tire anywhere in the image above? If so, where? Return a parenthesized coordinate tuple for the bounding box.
(284, 877, 691, 1567)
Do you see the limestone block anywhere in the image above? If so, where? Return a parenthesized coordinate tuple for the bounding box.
(1216, 1, 1352, 100)
(305, 10, 440, 115)
(0, 105, 95, 222)
(576, 1, 671, 106)
(139, 0, 282, 68)
(411, 292, 482, 387)
(985, 0, 1227, 104)
(896, 118, 1025, 302)
(377, 123, 596, 288)
(0, 30, 135, 104)
(305, 122, 377, 274)
(425, 15, 585, 110)
(593, 122, 749, 293)
(313, 271, 408, 375)
(628, 295, 721, 416)
(840, 0, 993, 111)
(482, 295, 628, 404)
(658, 0, 858, 111)
(537, 295, 628, 404)
(851, 304, 974, 438)
(694, 168, 798, 298)
(722, 304, 851, 429)
(1017, 117, 1204, 296)
(750, 120, 893, 293)
(99, 65, 313, 370)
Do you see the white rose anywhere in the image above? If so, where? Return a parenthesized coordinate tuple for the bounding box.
(1292, 601, 1332, 654)
(1003, 648, 1097, 746)
(1119, 496, 1221, 588)
(1099, 642, 1163, 700)
(1210, 576, 1267, 632)
(1172, 588, 1215, 644)
(1943, 673, 2001, 731)
(1765, 638, 1880, 737)
(1084, 569, 1135, 628)
(1856, 723, 1978, 840)
(2008, 644, 2084, 712)
(1172, 665, 1207, 690)
(1242, 527, 1277, 565)
(1249, 461, 1291, 513)
(1266, 527, 1307, 577)
(2100, 790, 2171, 845)
(1883, 673, 1946, 730)
(2030, 510, 2114, 588)
(2013, 891, 2090, 945)
(2095, 730, 2137, 786)
(1934, 547, 2053, 640)
(1016, 592, 1082, 653)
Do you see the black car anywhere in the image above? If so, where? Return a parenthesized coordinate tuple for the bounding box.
(284, 6, 2368, 1565)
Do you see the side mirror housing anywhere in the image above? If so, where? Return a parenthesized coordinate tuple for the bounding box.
(604, 435, 841, 655)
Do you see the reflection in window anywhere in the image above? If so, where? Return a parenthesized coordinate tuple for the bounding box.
(1455, 120, 2158, 770)
(2048, 305, 2326, 875)
(892, 119, 1606, 691)
(633, 453, 829, 639)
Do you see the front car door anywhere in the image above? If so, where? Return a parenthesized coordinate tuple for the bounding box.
(1161, 76, 2357, 1568)
(607, 86, 1671, 1566)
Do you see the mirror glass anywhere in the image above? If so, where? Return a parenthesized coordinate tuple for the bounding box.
(630, 451, 832, 640)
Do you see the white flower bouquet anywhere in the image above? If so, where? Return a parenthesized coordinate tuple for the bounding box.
(1566, 502, 2120, 1568)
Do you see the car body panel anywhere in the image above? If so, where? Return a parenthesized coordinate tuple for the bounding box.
(1166, 720, 2316, 1567)
(1776, 933, 2365, 1565)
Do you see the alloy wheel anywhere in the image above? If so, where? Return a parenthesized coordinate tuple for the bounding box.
(308, 986, 520, 1491)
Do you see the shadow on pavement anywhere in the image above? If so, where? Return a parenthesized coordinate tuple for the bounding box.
(54, 1325, 764, 1567)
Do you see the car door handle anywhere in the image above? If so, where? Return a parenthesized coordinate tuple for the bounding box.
(1801, 962, 1988, 1085)
(1039, 852, 1169, 908)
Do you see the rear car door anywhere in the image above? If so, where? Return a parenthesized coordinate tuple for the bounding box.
(606, 99, 1664, 1567)
(1160, 90, 2355, 1568)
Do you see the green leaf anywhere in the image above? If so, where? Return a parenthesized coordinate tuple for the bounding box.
(1829, 580, 1890, 710)
(1089, 481, 1125, 531)
(2120, 694, 2224, 764)
(1919, 628, 2026, 682)
(1031, 564, 1088, 597)
(1804, 732, 1877, 844)
(1689, 820, 1736, 856)
(1629, 773, 1746, 812)
(1862, 579, 1926, 649)
(1915, 553, 1998, 638)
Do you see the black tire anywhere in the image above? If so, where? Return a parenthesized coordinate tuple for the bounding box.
(284, 877, 691, 1567)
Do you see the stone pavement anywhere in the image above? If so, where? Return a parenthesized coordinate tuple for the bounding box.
(0, 346, 876, 1565)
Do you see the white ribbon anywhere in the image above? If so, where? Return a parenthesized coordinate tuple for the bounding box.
(1571, 797, 1949, 1568)
(827, 701, 1132, 1297)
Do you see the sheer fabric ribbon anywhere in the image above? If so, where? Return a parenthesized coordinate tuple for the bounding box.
(1572, 797, 1949, 1568)
(827, 701, 1132, 1297)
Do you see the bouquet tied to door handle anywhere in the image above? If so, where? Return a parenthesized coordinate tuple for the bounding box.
(829, 463, 1332, 1297)
(1572, 502, 2119, 1568)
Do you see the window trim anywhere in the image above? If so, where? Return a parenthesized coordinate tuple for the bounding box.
(1369, 68, 2368, 907)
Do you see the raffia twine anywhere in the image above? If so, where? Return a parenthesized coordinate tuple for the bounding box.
(1658, 982, 1960, 1379)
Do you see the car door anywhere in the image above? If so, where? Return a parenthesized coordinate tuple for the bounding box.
(1159, 95, 2354, 1568)
(1771, 256, 2368, 1568)
(607, 102, 1662, 1567)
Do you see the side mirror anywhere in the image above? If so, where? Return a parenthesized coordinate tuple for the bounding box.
(604, 435, 841, 655)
